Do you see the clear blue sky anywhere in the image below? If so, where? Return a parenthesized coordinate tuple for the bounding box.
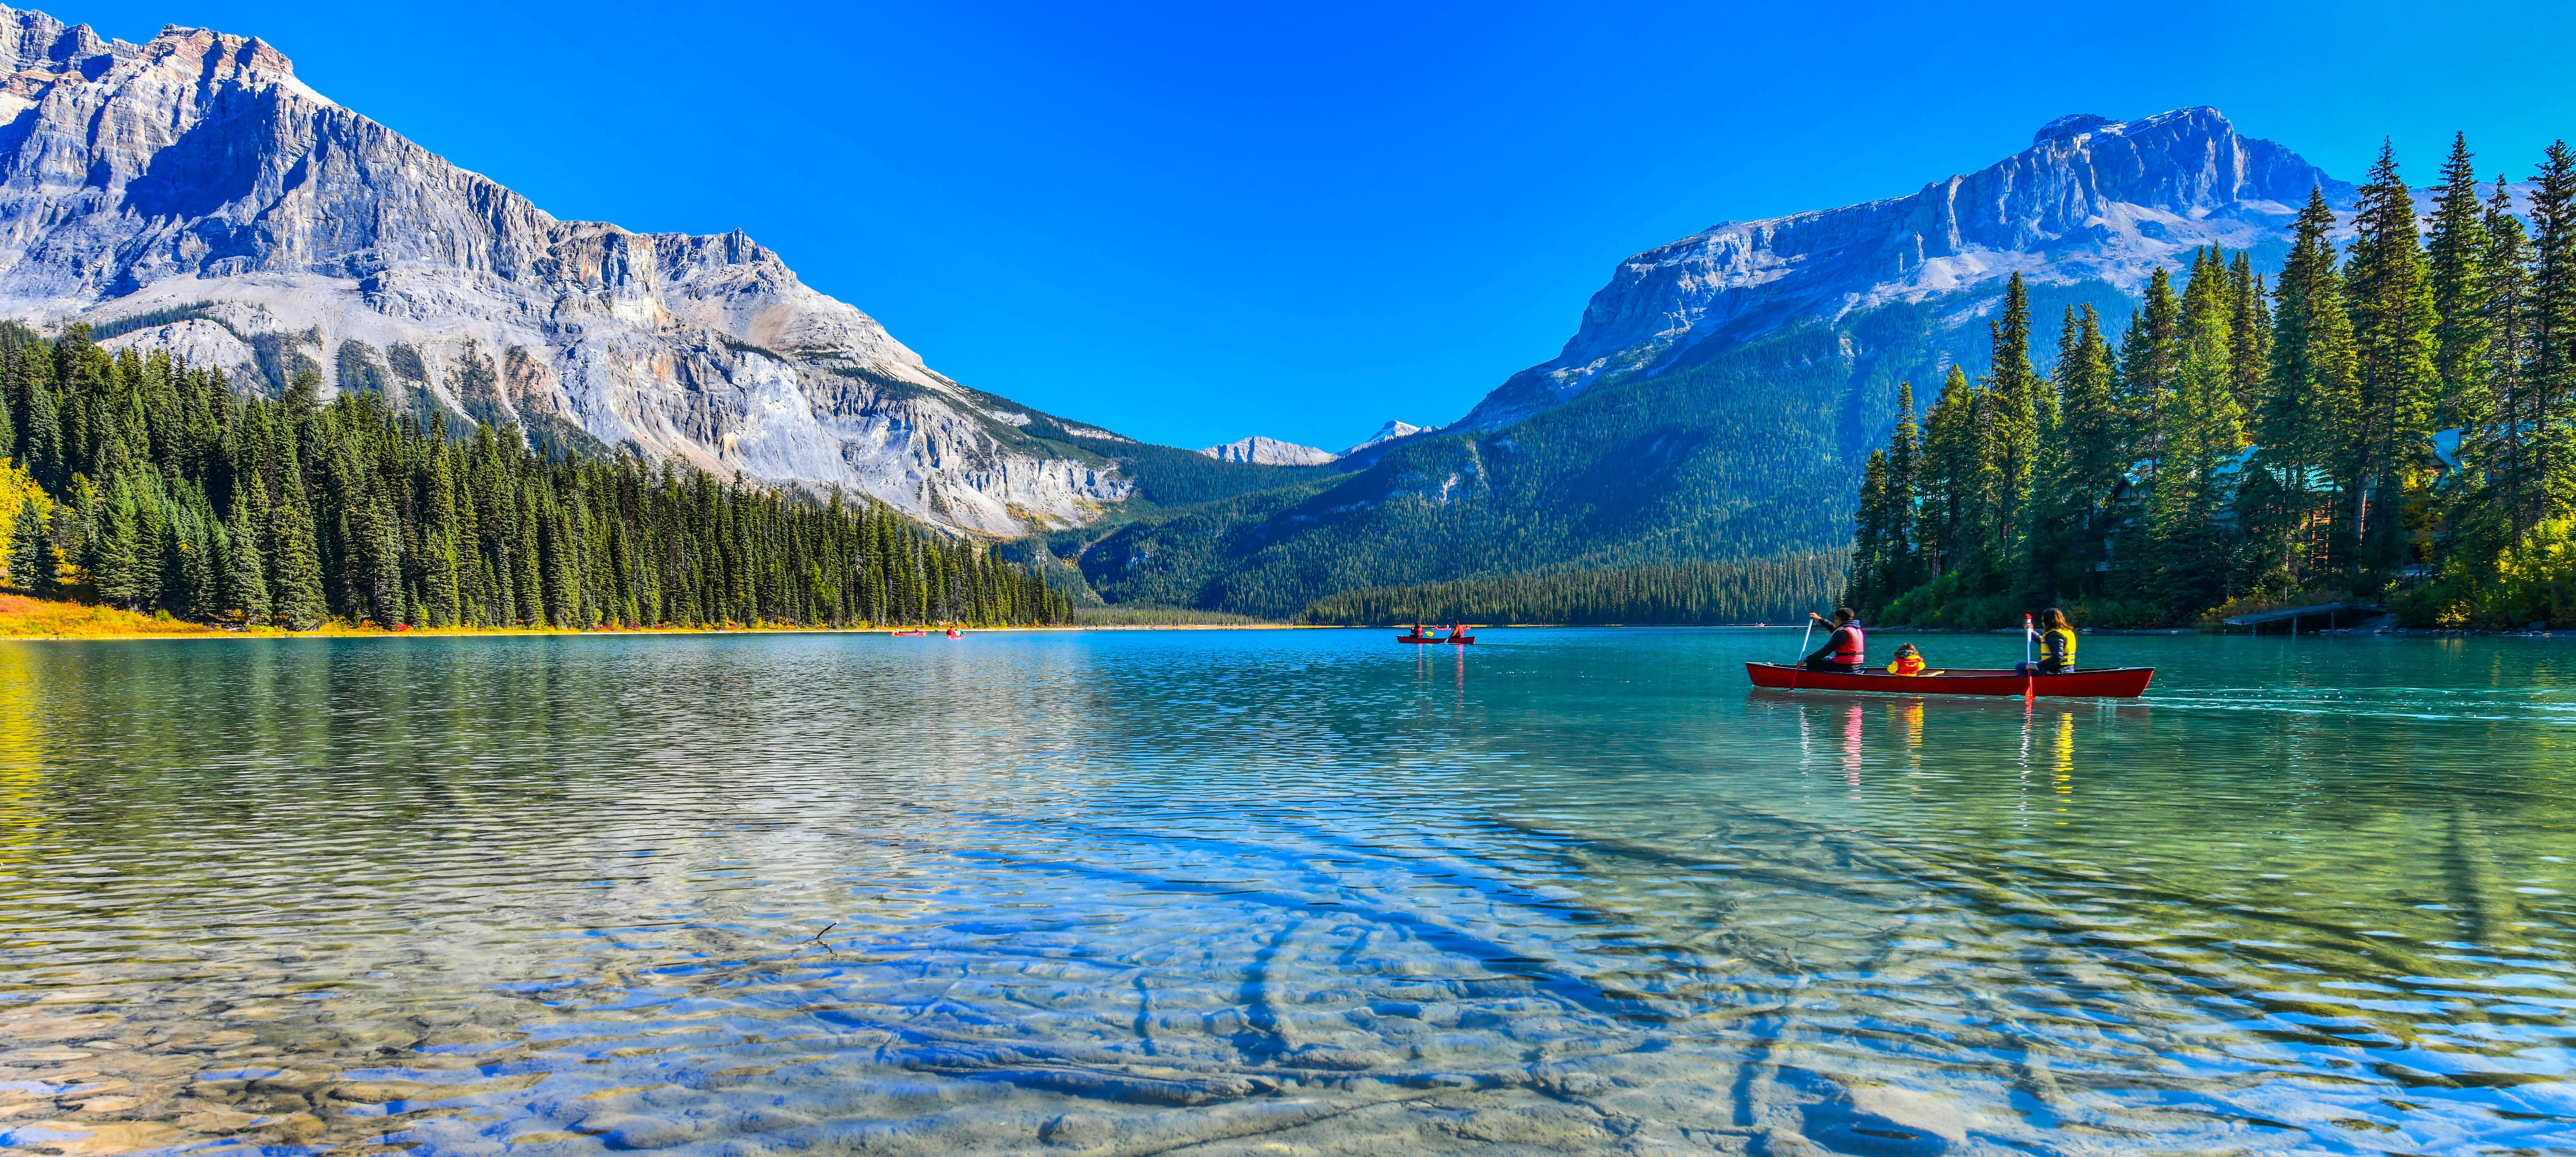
(48, 1, 2576, 451)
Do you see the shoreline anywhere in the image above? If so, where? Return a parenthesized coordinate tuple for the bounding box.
(7, 611, 2568, 643)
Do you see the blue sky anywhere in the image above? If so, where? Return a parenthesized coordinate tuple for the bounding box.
(53, 1, 2576, 450)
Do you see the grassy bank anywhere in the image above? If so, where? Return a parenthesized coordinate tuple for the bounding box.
(0, 593, 226, 638)
(0, 593, 1297, 640)
(0, 593, 993, 641)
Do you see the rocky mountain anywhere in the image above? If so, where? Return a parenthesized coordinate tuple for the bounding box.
(1197, 421, 1428, 467)
(0, 6, 1129, 535)
(1072, 108, 2361, 618)
(1199, 436, 1337, 466)
(1343, 420, 1424, 456)
(1462, 108, 2352, 429)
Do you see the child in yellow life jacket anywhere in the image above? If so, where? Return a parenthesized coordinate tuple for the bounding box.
(1887, 643, 1928, 675)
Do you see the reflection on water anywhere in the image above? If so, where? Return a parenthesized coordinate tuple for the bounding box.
(0, 629, 2570, 1155)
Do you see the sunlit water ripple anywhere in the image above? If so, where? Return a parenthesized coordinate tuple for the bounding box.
(0, 629, 2569, 1155)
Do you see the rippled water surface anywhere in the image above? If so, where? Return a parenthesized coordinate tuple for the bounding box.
(2, 628, 2573, 1156)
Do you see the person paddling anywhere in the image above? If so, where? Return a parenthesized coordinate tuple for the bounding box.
(2027, 607, 2077, 674)
(1803, 608, 1866, 672)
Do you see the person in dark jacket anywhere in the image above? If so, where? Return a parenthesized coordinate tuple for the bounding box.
(1803, 608, 1866, 672)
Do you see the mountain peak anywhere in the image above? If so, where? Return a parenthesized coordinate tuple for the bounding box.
(1200, 436, 1336, 466)
(2032, 113, 2117, 145)
(1461, 104, 2346, 429)
(1345, 420, 1424, 455)
(0, 3, 1126, 535)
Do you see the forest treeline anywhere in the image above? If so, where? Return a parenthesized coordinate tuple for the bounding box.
(0, 324, 1070, 630)
(1295, 555, 1846, 626)
(1844, 134, 2576, 628)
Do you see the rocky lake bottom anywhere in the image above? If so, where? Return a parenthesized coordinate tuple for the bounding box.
(1, 629, 2570, 1155)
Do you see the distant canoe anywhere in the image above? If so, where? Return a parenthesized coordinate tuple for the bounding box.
(1745, 661, 2153, 698)
(1398, 634, 1475, 645)
(891, 629, 924, 636)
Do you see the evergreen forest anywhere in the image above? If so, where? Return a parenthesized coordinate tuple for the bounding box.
(0, 324, 1071, 631)
(1843, 135, 2576, 629)
(1294, 555, 1848, 626)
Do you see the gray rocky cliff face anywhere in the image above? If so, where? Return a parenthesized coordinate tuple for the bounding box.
(0, 6, 1129, 534)
(1198, 436, 1336, 466)
(1462, 107, 2354, 429)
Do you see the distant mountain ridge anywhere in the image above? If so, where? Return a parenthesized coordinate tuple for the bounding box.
(1199, 436, 1337, 466)
(1462, 107, 2352, 429)
(1196, 420, 1428, 467)
(0, 6, 1136, 535)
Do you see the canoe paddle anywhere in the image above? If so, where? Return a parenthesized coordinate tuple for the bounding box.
(1790, 615, 1816, 689)
(2023, 612, 2036, 701)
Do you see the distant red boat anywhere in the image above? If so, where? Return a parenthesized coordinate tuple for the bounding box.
(1398, 633, 1475, 644)
(1745, 661, 2154, 698)
(890, 629, 924, 637)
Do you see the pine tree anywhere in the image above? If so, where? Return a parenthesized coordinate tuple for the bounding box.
(220, 484, 269, 625)
(88, 474, 154, 609)
(2146, 291, 2249, 611)
(1921, 366, 1977, 578)
(7, 499, 42, 591)
(2120, 266, 2181, 464)
(1882, 381, 1920, 594)
(2428, 132, 2494, 432)
(267, 449, 329, 631)
(2034, 303, 2123, 595)
(2342, 141, 2441, 582)
(2481, 173, 2538, 544)
(22, 365, 59, 489)
(2251, 186, 2360, 594)
(2227, 250, 2273, 412)
(2524, 140, 2576, 526)
(1981, 272, 2041, 573)
(1846, 449, 1894, 613)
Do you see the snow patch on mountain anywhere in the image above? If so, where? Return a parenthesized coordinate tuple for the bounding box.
(1344, 420, 1424, 454)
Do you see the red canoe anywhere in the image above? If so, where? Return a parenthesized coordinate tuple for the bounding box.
(1397, 634, 1476, 644)
(1745, 661, 2154, 698)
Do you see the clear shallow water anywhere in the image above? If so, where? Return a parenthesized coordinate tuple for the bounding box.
(0, 628, 2570, 1156)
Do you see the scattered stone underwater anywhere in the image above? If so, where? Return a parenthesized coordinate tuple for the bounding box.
(1, 629, 2570, 1155)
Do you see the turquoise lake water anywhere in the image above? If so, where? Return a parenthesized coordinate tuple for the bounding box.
(0, 628, 2570, 1155)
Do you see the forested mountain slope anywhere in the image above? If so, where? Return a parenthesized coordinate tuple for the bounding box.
(0, 6, 1134, 535)
(1067, 109, 2359, 620)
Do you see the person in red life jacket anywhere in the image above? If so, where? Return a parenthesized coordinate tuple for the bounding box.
(1803, 607, 1866, 672)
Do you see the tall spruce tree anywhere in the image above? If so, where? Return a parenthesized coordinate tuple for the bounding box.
(1981, 273, 2041, 575)
(2525, 140, 2576, 526)
(2342, 142, 2441, 581)
(2251, 187, 2360, 593)
(1920, 365, 1978, 578)
(2026, 304, 2119, 598)
(2482, 173, 2539, 544)
(267, 448, 330, 630)
(2427, 133, 2494, 432)
(219, 485, 269, 624)
(7, 499, 42, 591)
(2146, 279, 2249, 612)
(2227, 250, 2273, 412)
(2120, 266, 2182, 467)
